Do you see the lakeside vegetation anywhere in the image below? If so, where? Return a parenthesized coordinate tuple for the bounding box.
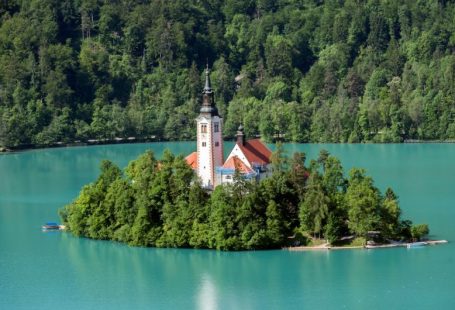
(2, 1, 455, 148)
(59, 148, 429, 250)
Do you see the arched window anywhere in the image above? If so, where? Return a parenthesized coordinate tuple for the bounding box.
(201, 124, 207, 133)
(214, 123, 219, 133)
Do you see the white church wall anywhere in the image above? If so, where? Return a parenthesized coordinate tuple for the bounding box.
(196, 115, 224, 188)
(196, 117, 213, 188)
(225, 145, 251, 168)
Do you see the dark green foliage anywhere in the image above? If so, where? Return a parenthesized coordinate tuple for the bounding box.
(324, 213, 344, 245)
(3, 1, 455, 148)
(61, 148, 424, 250)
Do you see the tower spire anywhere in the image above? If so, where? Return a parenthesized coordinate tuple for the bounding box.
(200, 64, 218, 116)
(204, 63, 212, 93)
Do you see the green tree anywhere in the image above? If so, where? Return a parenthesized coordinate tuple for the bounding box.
(345, 168, 381, 238)
(299, 172, 329, 238)
(411, 224, 430, 241)
(264, 34, 293, 79)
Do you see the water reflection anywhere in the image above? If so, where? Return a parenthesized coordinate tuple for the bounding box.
(197, 274, 217, 310)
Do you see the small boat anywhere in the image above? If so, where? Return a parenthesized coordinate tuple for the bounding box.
(407, 241, 428, 248)
(42, 222, 64, 231)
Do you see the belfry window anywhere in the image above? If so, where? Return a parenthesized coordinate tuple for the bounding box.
(214, 123, 219, 133)
(201, 124, 207, 133)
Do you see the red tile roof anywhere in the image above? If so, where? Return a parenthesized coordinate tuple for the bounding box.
(222, 156, 254, 174)
(238, 139, 272, 166)
(185, 152, 198, 169)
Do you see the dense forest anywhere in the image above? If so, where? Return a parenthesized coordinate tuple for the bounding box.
(59, 148, 429, 250)
(1, 0, 455, 148)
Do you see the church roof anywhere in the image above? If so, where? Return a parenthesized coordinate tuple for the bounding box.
(185, 152, 198, 169)
(238, 139, 272, 166)
(222, 155, 254, 174)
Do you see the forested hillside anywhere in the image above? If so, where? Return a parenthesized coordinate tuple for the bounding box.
(1, 0, 455, 147)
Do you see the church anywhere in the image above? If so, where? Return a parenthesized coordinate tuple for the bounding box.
(185, 67, 272, 189)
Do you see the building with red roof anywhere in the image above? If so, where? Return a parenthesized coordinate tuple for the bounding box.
(215, 125, 272, 185)
(185, 152, 198, 169)
(185, 67, 272, 188)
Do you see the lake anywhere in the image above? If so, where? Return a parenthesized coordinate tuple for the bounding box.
(1, 142, 454, 309)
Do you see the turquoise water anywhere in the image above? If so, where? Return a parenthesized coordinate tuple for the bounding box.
(1, 143, 454, 309)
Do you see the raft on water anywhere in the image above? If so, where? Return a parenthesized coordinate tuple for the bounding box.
(42, 222, 66, 231)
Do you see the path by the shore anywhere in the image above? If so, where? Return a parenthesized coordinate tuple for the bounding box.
(286, 240, 448, 251)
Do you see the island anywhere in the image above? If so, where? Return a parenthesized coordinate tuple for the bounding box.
(59, 146, 441, 251)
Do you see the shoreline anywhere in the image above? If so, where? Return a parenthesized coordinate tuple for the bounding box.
(3, 139, 455, 154)
(0, 137, 164, 154)
(286, 240, 448, 251)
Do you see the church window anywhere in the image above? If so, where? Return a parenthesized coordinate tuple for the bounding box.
(201, 124, 207, 133)
(214, 123, 219, 132)
(202, 142, 206, 147)
(215, 142, 219, 147)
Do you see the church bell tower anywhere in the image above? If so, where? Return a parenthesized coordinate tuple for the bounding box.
(196, 66, 223, 188)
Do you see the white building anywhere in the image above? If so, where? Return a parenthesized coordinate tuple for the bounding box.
(186, 67, 272, 189)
